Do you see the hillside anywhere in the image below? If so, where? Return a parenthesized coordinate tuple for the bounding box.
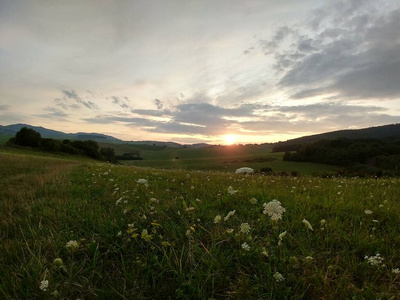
(272, 123, 400, 152)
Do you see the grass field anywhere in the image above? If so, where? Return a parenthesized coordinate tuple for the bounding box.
(1, 148, 400, 299)
(99, 142, 340, 175)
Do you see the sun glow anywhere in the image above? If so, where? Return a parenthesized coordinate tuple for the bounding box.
(223, 134, 237, 145)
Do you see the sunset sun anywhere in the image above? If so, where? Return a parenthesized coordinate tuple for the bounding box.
(224, 134, 237, 145)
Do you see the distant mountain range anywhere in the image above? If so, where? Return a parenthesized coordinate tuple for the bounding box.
(0, 123, 210, 148)
(1, 123, 399, 148)
(0, 123, 121, 143)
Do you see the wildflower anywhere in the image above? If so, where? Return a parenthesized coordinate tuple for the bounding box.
(261, 247, 269, 257)
(240, 223, 251, 234)
(149, 198, 159, 203)
(320, 219, 326, 226)
(117, 231, 122, 237)
(39, 279, 49, 291)
(249, 197, 258, 204)
(227, 186, 238, 195)
(224, 210, 236, 221)
(392, 268, 400, 274)
(214, 215, 222, 224)
(364, 210, 373, 215)
(241, 242, 250, 251)
(302, 219, 314, 231)
(278, 231, 287, 246)
(226, 228, 234, 234)
(66, 240, 79, 251)
(304, 256, 314, 262)
(365, 253, 384, 266)
(137, 179, 148, 184)
(185, 207, 195, 211)
(273, 272, 285, 282)
(141, 229, 152, 242)
(53, 258, 63, 266)
(263, 200, 286, 221)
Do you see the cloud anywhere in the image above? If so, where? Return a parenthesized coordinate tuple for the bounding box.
(154, 99, 163, 110)
(0, 105, 10, 111)
(110, 96, 131, 110)
(62, 89, 98, 110)
(262, 1, 400, 100)
(83, 100, 399, 139)
(35, 107, 69, 120)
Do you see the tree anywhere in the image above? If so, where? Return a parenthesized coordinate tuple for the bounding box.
(14, 127, 41, 147)
(100, 147, 116, 163)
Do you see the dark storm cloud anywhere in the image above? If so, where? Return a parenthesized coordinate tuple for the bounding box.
(263, 0, 400, 100)
(61, 89, 98, 110)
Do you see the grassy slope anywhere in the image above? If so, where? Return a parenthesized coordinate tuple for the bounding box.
(1, 149, 400, 299)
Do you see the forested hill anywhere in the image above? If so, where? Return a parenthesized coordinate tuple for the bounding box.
(272, 124, 400, 152)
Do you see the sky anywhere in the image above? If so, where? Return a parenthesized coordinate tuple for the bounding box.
(1, 0, 399, 145)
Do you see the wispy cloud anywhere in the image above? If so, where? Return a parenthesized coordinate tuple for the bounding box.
(61, 89, 98, 110)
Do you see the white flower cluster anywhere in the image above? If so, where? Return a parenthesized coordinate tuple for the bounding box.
(365, 253, 384, 266)
(273, 272, 285, 282)
(39, 279, 49, 291)
(240, 223, 251, 234)
(241, 242, 250, 251)
(227, 186, 238, 195)
(263, 200, 286, 221)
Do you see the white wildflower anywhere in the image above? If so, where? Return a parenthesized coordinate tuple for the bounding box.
(302, 219, 314, 231)
(137, 179, 148, 184)
(149, 198, 159, 203)
(214, 215, 222, 224)
(365, 253, 384, 266)
(226, 228, 234, 234)
(263, 200, 286, 221)
(249, 197, 258, 205)
(227, 186, 238, 195)
(278, 231, 287, 246)
(240, 223, 251, 234)
(39, 279, 49, 291)
(185, 207, 195, 212)
(241, 242, 250, 251)
(304, 256, 314, 262)
(261, 247, 268, 257)
(273, 272, 285, 282)
(392, 268, 400, 274)
(224, 210, 236, 221)
(66, 240, 79, 251)
(320, 219, 326, 226)
(364, 210, 373, 215)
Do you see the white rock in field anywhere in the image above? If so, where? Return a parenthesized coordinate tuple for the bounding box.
(235, 167, 254, 174)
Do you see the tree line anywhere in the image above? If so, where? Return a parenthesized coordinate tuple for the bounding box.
(282, 137, 400, 176)
(7, 127, 118, 162)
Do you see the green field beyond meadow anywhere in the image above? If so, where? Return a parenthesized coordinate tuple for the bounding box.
(1, 149, 400, 299)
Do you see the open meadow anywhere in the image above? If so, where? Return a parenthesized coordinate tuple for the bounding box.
(99, 142, 340, 175)
(1, 148, 400, 299)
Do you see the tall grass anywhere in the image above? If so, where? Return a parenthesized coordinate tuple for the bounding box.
(1, 151, 399, 299)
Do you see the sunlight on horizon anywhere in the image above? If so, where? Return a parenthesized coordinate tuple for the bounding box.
(223, 134, 237, 145)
